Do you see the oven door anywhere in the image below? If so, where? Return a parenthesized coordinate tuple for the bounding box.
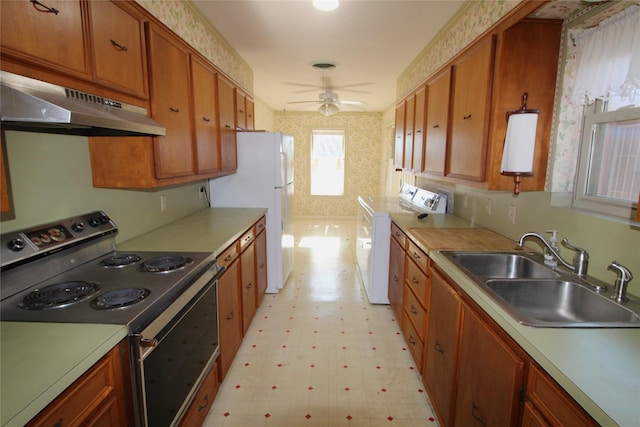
(131, 262, 223, 427)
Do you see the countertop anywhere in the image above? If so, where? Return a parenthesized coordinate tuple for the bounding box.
(1, 207, 265, 427)
(390, 213, 640, 426)
(0, 322, 128, 427)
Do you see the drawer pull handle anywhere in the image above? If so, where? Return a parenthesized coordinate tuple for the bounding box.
(435, 340, 444, 354)
(110, 39, 128, 51)
(225, 124, 232, 128)
(30, 0, 58, 14)
(471, 402, 487, 425)
(410, 305, 418, 315)
(169, 106, 180, 113)
(225, 255, 232, 262)
(412, 276, 419, 285)
(227, 311, 235, 320)
(432, 124, 440, 128)
(198, 394, 209, 411)
(413, 252, 421, 259)
(203, 116, 211, 122)
(463, 114, 472, 120)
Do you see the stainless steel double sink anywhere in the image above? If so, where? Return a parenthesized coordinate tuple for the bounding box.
(441, 251, 640, 328)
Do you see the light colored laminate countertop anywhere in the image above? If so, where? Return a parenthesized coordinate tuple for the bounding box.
(389, 214, 640, 427)
(1, 207, 265, 427)
(0, 322, 128, 427)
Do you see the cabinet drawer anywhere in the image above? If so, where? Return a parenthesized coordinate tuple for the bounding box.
(405, 256, 429, 305)
(255, 216, 267, 235)
(402, 311, 424, 371)
(407, 241, 429, 273)
(404, 285, 427, 341)
(239, 228, 255, 251)
(391, 222, 407, 248)
(179, 361, 220, 427)
(526, 364, 596, 426)
(217, 242, 239, 269)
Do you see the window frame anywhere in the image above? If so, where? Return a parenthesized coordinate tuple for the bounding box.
(573, 102, 640, 220)
(310, 129, 346, 197)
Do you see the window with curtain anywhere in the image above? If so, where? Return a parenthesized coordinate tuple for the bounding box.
(571, 5, 640, 219)
(310, 130, 345, 196)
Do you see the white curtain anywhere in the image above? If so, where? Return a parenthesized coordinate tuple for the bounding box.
(571, 5, 640, 105)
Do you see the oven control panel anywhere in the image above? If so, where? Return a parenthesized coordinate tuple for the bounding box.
(1, 211, 117, 269)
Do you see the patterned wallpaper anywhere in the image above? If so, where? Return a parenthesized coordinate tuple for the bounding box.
(274, 112, 385, 217)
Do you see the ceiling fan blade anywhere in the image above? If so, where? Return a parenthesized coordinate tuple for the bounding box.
(287, 100, 322, 104)
(337, 100, 368, 106)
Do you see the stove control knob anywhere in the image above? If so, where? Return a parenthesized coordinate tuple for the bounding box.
(7, 238, 26, 252)
(89, 217, 101, 227)
(140, 338, 158, 348)
(72, 222, 85, 233)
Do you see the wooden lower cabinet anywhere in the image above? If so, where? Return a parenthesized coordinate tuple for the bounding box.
(179, 361, 220, 427)
(255, 227, 268, 306)
(454, 304, 525, 426)
(388, 225, 406, 322)
(27, 340, 132, 426)
(423, 269, 461, 427)
(241, 233, 257, 335)
(217, 255, 242, 381)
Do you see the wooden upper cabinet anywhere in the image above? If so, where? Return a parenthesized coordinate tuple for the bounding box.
(88, 0, 148, 98)
(486, 19, 563, 191)
(0, 0, 89, 78)
(236, 90, 247, 130)
(424, 68, 451, 176)
(191, 56, 220, 174)
(448, 36, 495, 181)
(455, 304, 524, 427)
(245, 98, 255, 130)
(403, 95, 415, 170)
(412, 86, 426, 173)
(146, 23, 195, 179)
(394, 102, 406, 169)
(217, 74, 238, 172)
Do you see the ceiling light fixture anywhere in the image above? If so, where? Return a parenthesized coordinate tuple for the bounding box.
(318, 103, 339, 116)
(313, 0, 339, 12)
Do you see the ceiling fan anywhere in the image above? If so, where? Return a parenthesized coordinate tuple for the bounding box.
(287, 88, 368, 116)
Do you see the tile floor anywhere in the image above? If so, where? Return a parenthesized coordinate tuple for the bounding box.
(204, 218, 439, 426)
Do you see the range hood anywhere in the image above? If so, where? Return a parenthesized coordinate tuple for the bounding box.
(0, 71, 166, 137)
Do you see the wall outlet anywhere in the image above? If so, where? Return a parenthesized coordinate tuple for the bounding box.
(160, 194, 167, 212)
(484, 198, 492, 215)
(508, 204, 517, 224)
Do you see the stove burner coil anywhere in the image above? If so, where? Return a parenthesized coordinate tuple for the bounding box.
(100, 253, 142, 268)
(20, 281, 98, 310)
(139, 255, 193, 273)
(92, 288, 150, 310)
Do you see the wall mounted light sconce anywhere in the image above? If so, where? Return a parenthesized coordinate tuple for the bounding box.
(501, 93, 539, 195)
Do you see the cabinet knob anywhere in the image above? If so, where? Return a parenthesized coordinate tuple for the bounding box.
(110, 39, 128, 52)
(30, 0, 59, 14)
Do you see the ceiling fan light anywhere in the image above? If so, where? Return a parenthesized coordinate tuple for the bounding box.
(319, 103, 339, 116)
(313, 0, 339, 12)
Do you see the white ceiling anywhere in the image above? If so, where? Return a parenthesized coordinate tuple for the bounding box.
(192, 0, 466, 114)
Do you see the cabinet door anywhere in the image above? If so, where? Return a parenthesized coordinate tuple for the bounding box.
(236, 90, 247, 130)
(388, 234, 406, 323)
(394, 103, 406, 169)
(191, 57, 221, 174)
(1, 0, 89, 78)
(423, 269, 461, 427)
(241, 241, 257, 335)
(88, 1, 147, 98)
(217, 258, 242, 381)
(147, 24, 194, 179)
(412, 86, 427, 172)
(217, 75, 237, 172)
(448, 37, 495, 181)
(424, 68, 451, 176)
(255, 228, 268, 306)
(404, 96, 415, 169)
(246, 98, 255, 130)
(455, 304, 524, 427)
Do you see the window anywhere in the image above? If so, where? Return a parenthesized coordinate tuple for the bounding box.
(571, 5, 640, 219)
(310, 130, 345, 196)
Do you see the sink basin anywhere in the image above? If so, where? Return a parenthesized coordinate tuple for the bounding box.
(485, 280, 640, 327)
(445, 251, 560, 279)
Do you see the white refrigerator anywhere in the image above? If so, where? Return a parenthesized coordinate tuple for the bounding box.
(209, 132, 294, 293)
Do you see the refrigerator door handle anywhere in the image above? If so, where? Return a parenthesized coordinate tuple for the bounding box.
(280, 151, 288, 187)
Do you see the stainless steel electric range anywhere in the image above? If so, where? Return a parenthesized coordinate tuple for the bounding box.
(1, 211, 224, 426)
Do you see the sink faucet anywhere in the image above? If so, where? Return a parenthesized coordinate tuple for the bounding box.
(609, 261, 633, 303)
(516, 232, 589, 277)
